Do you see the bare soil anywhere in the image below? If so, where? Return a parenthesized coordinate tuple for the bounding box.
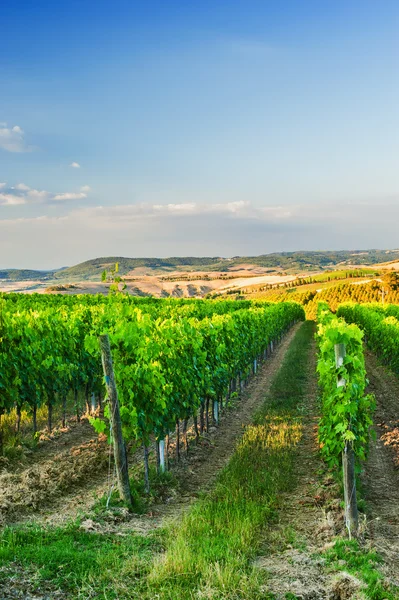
(0, 420, 110, 525)
(362, 349, 399, 585)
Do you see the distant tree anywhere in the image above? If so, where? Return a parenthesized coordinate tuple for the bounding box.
(382, 271, 399, 291)
(101, 262, 127, 295)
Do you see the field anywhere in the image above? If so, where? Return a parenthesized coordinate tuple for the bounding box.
(1, 249, 399, 298)
(1, 294, 399, 599)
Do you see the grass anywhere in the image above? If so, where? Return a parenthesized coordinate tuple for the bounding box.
(322, 539, 398, 600)
(92, 465, 178, 516)
(0, 522, 158, 598)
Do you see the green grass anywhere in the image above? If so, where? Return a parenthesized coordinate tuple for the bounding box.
(0, 522, 159, 598)
(92, 465, 178, 516)
(322, 539, 398, 600)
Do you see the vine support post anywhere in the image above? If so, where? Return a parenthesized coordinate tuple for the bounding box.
(334, 342, 358, 538)
(32, 404, 37, 434)
(62, 396, 67, 427)
(91, 392, 96, 414)
(143, 444, 150, 494)
(0, 411, 3, 455)
(213, 400, 219, 425)
(159, 439, 166, 473)
(99, 334, 133, 509)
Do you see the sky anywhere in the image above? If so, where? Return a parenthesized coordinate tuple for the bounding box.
(1, 0, 399, 269)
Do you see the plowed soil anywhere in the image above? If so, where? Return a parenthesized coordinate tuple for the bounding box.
(363, 349, 399, 585)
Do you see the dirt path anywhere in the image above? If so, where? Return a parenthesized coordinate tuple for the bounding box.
(255, 324, 345, 599)
(363, 349, 399, 584)
(158, 322, 303, 518)
(0, 324, 302, 530)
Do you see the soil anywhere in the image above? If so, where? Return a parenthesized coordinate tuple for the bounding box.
(362, 349, 399, 585)
(0, 420, 110, 525)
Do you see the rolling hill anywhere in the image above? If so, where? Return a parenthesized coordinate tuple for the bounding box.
(1, 249, 399, 283)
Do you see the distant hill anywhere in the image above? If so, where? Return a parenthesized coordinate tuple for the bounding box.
(50, 250, 399, 280)
(0, 269, 54, 281)
(2, 249, 399, 283)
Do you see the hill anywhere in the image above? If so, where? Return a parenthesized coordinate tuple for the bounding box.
(47, 249, 399, 280)
(2, 249, 399, 283)
(0, 269, 54, 281)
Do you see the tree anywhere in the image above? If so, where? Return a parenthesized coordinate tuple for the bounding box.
(382, 271, 399, 292)
(101, 262, 127, 295)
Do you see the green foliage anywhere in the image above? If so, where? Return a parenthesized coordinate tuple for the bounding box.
(338, 303, 399, 376)
(101, 262, 127, 295)
(316, 304, 375, 466)
(90, 301, 305, 445)
(0, 293, 304, 455)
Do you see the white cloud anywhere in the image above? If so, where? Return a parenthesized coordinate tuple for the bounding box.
(15, 183, 31, 191)
(1, 199, 398, 269)
(0, 193, 27, 206)
(53, 192, 88, 201)
(27, 189, 50, 201)
(0, 182, 90, 206)
(0, 123, 31, 152)
(0, 182, 6, 189)
(80, 185, 91, 193)
(69, 162, 81, 168)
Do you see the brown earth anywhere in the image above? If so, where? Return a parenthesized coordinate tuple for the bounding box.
(0, 271, 296, 297)
(362, 349, 399, 586)
(0, 420, 110, 525)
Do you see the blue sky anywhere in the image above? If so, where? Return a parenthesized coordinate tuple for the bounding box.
(1, 0, 398, 268)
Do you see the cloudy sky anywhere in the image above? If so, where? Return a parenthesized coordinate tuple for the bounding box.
(1, 0, 399, 269)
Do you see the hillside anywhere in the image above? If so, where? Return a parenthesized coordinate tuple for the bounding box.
(2, 249, 399, 286)
(0, 269, 54, 281)
(53, 250, 399, 281)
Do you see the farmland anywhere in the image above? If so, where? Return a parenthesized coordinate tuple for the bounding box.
(1, 292, 399, 599)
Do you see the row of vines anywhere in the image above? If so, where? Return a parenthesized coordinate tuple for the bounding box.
(338, 303, 399, 375)
(0, 293, 304, 492)
(316, 303, 375, 536)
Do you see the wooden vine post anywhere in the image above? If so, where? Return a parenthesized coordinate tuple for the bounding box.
(335, 342, 358, 538)
(99, 334, 133, 509)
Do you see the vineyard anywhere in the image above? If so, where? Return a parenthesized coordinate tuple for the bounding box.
(1, 293, 399, 599)
(0, 294, 303, 492)
(243, 273, 399, 319)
